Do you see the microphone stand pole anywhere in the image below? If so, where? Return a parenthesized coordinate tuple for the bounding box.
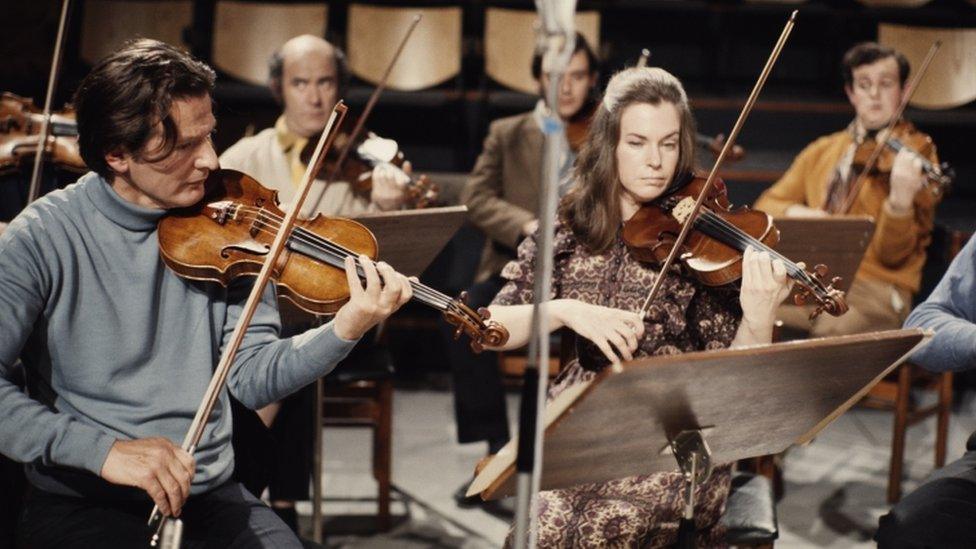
(513, 2, 576, 547)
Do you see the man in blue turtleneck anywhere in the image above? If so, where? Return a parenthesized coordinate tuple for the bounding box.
(0, 39, 412, 548)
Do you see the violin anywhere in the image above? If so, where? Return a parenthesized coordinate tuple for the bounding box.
(300, 128, 439, 208)
(622, 172, 848, 318)
(565, 99, 598, 153)
(697, 132, 745, 162)
(0, 92, 84, 175)
(851, 120, 953, 196)
(157, 168, 506, 351)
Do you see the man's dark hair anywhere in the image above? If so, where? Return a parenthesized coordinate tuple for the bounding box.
(268, 41, 349, 104)
(73, 39, 216, 179)
(531, 32, 599, 81)
(842, 42, 911, 88)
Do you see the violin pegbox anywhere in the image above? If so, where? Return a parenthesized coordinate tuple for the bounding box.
(793, 263, 848, 320)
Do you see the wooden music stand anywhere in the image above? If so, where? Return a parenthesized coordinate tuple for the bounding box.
(773, 216, 875, 293)
(468, 328, 930, 500)
(354, 205, 467, 277)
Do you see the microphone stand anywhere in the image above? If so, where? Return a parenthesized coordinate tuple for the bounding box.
(512, 2, 576, 547)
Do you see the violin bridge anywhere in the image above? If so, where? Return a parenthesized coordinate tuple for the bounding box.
(670, 197, 697, 224)
(203, 200, 238, 225)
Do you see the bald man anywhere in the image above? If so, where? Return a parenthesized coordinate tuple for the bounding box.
(220, 35, 411, 531)
(221, 35, 409, 215)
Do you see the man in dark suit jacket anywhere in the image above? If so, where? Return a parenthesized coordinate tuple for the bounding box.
(448, 33, 599, 505)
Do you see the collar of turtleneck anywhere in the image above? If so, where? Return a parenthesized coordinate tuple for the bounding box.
(83, 172, 167, 232)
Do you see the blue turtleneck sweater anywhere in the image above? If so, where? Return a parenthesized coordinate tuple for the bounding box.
(0, 172, 357, 496)
(904, 235, 976, 371)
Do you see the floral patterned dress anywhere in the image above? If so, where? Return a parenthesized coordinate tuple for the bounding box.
(493, 219, 743, 548)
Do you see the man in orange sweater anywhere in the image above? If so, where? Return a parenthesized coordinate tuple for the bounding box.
(755, 42, 940, 336)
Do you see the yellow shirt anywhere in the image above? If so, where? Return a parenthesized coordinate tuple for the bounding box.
(754, 127, 940, 295)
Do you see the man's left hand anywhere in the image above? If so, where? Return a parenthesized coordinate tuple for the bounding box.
(333, 254, 413, 341)
(888, 148, 925, 214)
(370, 161, 411, 211)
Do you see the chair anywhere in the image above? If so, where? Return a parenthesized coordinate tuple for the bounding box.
(722, 471, 779, 548)
(878, 23, 976, 110)
(346, 4, 462, 91)
(311, 336, 394, 541)
(483, 7, 600, 95)
(79, 0, 192, 65)
(863, 229, 970, 503)
(212, 1, 329, 85)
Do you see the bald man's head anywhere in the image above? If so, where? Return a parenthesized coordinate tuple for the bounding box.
(269, 35, 348, 137)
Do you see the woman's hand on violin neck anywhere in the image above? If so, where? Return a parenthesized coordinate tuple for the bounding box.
(553, 299, 645, 365)
(888, 148, 925, 214)
(370, 162, 411, 211)
(735, 247, 794, 346)
(333, 254, 413, 341)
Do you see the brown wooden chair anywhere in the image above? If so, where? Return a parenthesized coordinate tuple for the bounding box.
(311, 338, 394, 541)
(79, 0, 192, 65)
(212, 1, 329, 85)
(483, 7, 600, 94)
(864, 229, 970, 503)
(346, 4, 462, 91)
(863, 364, 952, 503)
(878, 24, 976, 110)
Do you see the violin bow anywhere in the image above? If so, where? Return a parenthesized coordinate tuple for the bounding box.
(326, 13, 423, 182)
(26, 0, 72, 204)
(148, 102, 350, 545)
(833, 41, 941, 215)
(638, 10, 798, 318)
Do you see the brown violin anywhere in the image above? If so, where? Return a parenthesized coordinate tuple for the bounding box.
(851, 120, 953, 196)
(300, 129, 439, 208)
(1, 92, 85, 174)
(157, 168, 506, 351)
(623, 173, 848, 318)
(697, 132, 745, 162)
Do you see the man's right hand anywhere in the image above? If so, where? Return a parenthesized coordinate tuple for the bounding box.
(100, 438, 195, 517)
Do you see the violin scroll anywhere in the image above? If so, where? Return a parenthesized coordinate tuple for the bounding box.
(792, 263, 849, 319)
(445, 292, 510, 352)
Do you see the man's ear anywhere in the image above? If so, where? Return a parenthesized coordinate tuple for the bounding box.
(843, 84, 855, 104)
(104, 149, 129, 176)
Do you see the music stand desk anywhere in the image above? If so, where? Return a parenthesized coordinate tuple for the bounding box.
(774, 216, 874, 293)
(470, 328, 930, 499)
(354, 205, 467, 277)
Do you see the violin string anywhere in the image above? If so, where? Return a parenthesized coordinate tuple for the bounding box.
(691, 209, 826, 292)
(244, 216, 453, 310)
(228, 206, 453, 308)
(229, 207, 452, 309)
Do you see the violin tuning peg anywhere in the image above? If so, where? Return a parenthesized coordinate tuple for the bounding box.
(830, 276, 842, 289)
(477, 306, 492, 320)
(453, 326, 464, 341)
(458, 291, 469, 304)
(813, 264, 828, 278)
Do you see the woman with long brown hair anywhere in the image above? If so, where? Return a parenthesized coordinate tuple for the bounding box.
(484, 66, 793, 546)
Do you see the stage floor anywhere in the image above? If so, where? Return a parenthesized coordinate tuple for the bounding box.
(295, 386, 976, 548)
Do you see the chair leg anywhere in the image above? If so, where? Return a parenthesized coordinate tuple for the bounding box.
(373, 380, 393, 531)
(888, 364, 912, 504)
(935, 371, 953, 468)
